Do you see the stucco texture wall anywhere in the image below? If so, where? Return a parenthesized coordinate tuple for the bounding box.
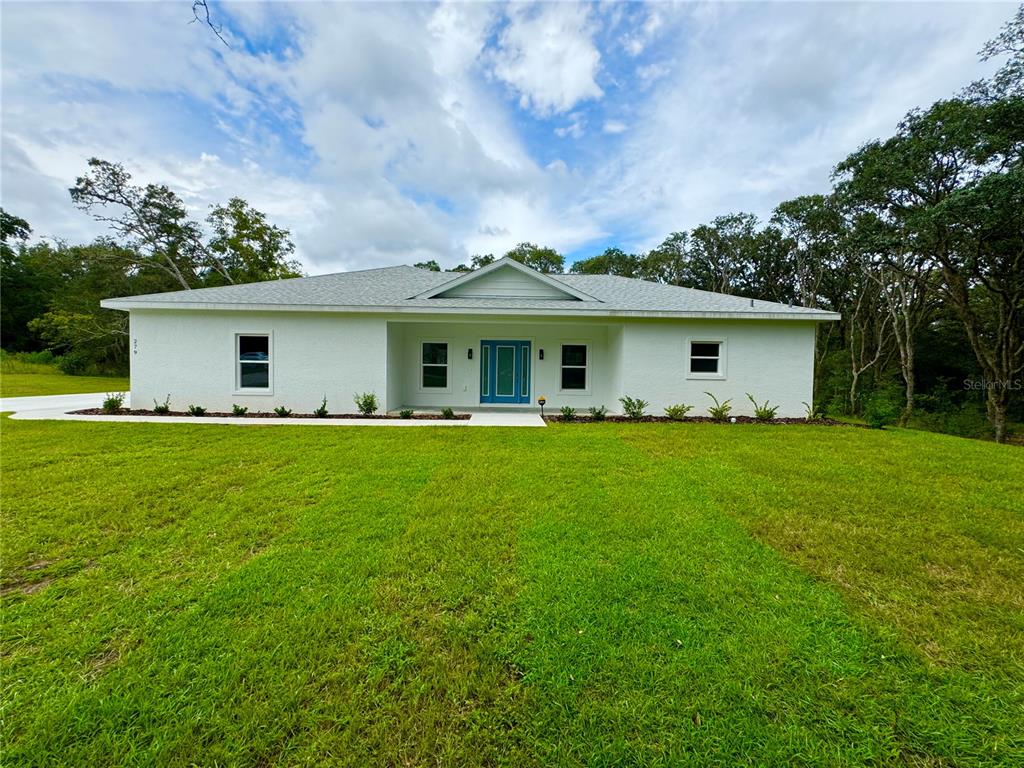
(130, 310, 387, 413)
(618, 320, 817, 418)
(128, 310, 818, 417)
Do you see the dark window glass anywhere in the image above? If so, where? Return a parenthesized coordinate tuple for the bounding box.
(481, 346, 490, 395)
(690, 357, 719, 373)
(240, 362, 269, 388)
(239, 335, 269, 362)
(422, 365, 447, 388)
(422, 342, 448, 365)
(561, 366, 586, 390)
(691, 342, 720, 359)
(561, 345, 587, 366)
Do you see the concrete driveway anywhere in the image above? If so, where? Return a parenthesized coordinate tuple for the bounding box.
(0, 392, 131, 417)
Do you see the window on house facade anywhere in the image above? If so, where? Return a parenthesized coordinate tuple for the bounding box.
(689, 341, 722, 376)
(238, 334, 270, 389)
(560, 344, 587, 390)
(421, 342, 449, 389)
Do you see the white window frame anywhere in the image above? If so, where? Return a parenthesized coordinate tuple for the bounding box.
(418, 339, 451, 393)
(686, 338, 727, 380)
(558, 342, 590, 395)
(234, 331, 274, 395)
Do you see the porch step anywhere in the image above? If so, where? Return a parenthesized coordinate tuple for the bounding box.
(468, 412, 546, 427)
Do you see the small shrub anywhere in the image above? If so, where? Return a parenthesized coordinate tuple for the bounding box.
(231, 404, 248, 416)
(864, 391, 899, 429)
(354, 392, 378, 416)
(619, 396, 649, 421)
(802, 401, 819, 420)
(273, 406, 292, 417)
(313, 396, 329, 418)
(746, 393, 779, 421)
(664, 403, 693, 421)
(56, 349, 91, 376)
(102, 392, 125, 414)
(588, 405, 607, 422)
(399, 408, 414, 419)
(560, 406, 577, 422)
(440, 406, 455, 420)
(152, 395, 171, 415)
(705, 392, 732, 421)
(187, 404, 206, 417)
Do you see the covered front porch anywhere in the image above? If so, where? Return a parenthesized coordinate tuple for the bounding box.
(384, 318, 623, 413)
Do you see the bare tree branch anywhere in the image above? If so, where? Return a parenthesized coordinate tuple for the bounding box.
(191, 0, 229, 47)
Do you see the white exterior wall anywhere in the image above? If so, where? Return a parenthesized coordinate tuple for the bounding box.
(130, 310, 388, 413)
(618, 320, 817, 418)
(127, 309, 817, 417)
(392, 320, 617, 410)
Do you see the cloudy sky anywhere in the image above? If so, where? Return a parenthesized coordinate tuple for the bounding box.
(0, 1, 1014, 272)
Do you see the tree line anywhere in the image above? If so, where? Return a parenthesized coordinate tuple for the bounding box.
(2, 159, 301, 374)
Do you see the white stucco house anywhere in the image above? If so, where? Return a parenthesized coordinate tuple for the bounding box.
(101, 257, 839, 416)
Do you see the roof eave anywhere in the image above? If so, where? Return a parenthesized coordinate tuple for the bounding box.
(102, 299, 839, 321)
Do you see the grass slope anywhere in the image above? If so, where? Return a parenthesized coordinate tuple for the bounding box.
(0, 359, 128, 398)
(2, 419, 1021, 766)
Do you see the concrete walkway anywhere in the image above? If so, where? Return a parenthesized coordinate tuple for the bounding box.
(2, 393, 546, 427)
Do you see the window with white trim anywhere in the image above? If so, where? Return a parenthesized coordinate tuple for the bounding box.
(421, 342, 448, 389)
(237, 334, 270, 389)
(560, 344, 587, 390)
(689, 341, 722, 376)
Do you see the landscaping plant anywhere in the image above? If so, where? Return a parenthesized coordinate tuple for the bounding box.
(273, 406, 292, 418)
(186, 404, 206, 417)
(560, 406, 576, 422)
(101, 392, 125, 414)
(664, 403, 693, 421)
(231, 404, 248, 416)
(705, 392, 732, 421)
(746, 394, 779, 421)
(354, 392, 378, 416)
(399, 409, 414, 419)
(152, 395, 170, 415)
(588, 405, 607, 422)
(440, 407, 455, 420)
(313, 397, 329, 418)
(618, 396, 648, 421)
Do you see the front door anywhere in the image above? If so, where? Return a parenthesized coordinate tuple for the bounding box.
(480, 340, 531, 404)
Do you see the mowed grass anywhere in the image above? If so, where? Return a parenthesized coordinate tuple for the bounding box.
(0, 359, 128, 398)
(1, 419, 1022, 766)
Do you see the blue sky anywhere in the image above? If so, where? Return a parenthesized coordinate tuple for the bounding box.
(0, 1, 1014, 272)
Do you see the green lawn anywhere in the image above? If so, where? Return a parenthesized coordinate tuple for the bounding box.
(0, 357, 128, 398)
(2, 419, 1021, 766)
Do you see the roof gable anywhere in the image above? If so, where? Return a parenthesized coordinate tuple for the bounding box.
(413, 258, 599, 302)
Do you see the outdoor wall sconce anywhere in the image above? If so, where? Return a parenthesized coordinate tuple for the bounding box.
(539, 348, 544, 360)
(467, 348, 473, 360)
(538, 395, 546, 418)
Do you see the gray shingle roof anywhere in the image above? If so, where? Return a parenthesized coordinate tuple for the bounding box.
(101, 262, 839, 320)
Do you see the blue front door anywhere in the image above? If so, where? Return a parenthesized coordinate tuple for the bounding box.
(480, 340, 531, 404)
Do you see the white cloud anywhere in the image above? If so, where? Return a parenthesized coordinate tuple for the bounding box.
(621, 8, 664, 56)
(1, 0, 1015, 274)
(583, 2, 1011, 251)
(489, 2, 604, 116)
(555, 113, 587, 139)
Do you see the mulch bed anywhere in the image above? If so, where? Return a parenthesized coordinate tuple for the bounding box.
(543, 415, 856, 426)
(71, 409, 471, 421)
